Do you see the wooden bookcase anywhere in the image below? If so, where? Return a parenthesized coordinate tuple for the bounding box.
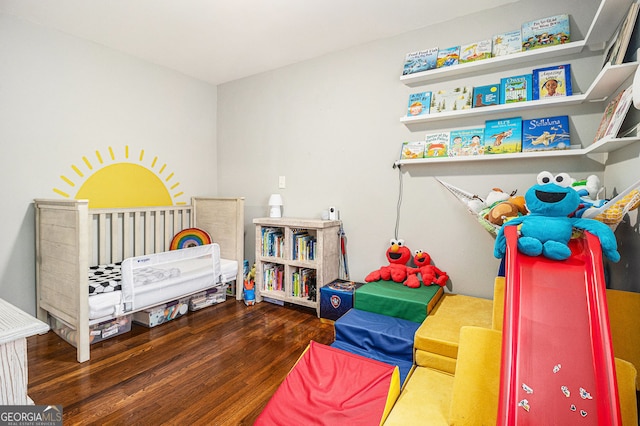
(253, 217, 341, 316)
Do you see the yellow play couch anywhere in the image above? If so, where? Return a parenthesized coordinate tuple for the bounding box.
(384, 278, 639, 425)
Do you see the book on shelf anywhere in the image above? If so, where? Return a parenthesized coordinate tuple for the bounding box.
(492, 30, 522, 57)
(406, 91, 431, 117)
(593, 91, 624, 143)
(483, 117, 523, 154)
(532, 64, 572, 99)
(424, 131, 450, 158)
(472, 84, 501, 107)
(623, 2, 640, 63)
(602, 85, 634, 140)
(459, 39, 492, 63)
(436, 45, 460, 68)
(603, 2, 639, 66)
(400, 141, 426, 159)
(402, 47, 439, 75)
(263, 263, 284, 292)
(431, 86, 473, 113)
(261, 227, 284, 257)
(522, 115, 571, 152)
(449, 127, 485, 157)
(521, 13, 570, 51)
(501, 74, 533, 104)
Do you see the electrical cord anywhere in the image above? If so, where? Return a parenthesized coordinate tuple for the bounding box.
(395, 164, 403, 240)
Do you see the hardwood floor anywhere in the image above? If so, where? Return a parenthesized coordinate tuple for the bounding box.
(27, 299, 335, 425)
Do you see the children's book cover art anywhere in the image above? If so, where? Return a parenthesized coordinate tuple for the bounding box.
(406, 91, 431, 117)
(449, 127, 485, 157)
(532, 64, 572, 99)
(483, 117, 523, 154)
(521, 14, 570, 51)
(402, 47, 439, 75)
(472, 84, 501, 108)
(424, 131, 450, 158)
(522, 115, 570, 152)
(431, 86, 473, 113)
(593, 91, 624, 143)
(460, 39, 492, 63)
(400, 141, 426, 159)
(492, 30, 522, 56)
(501, 74, 533, 104)
(436, 46, 460, 68)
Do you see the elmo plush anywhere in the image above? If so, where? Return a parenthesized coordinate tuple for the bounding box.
(365, 239, 413, 283)
(405, 250, 449, 288)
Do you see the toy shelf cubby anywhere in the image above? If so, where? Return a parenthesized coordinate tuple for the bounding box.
(253, 217, 341, 316)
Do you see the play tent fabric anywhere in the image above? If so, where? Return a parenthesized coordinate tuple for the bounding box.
(255, 340, 400, 426)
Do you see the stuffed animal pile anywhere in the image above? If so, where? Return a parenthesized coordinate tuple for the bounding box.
(365, 239, 448, 288)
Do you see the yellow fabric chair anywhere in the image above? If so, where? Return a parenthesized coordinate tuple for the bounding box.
(413, 294, 493, 373)
(607, 289, 640, 391)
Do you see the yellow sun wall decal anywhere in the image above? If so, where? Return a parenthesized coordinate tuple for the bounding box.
(53, 146, 185, 208)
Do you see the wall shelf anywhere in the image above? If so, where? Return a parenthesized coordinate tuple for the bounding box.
(395, 136, 640, 167)
(399, 0, 632, 86)
(400, 62, 638, 126)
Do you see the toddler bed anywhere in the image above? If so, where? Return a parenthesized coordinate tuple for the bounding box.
(34, 197, 244, 362)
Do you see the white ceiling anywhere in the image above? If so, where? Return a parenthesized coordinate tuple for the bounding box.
(1, 0, 518, 85)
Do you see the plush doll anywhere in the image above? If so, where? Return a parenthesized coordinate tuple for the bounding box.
(570, 174, 608, 218)
(494, 171, 620, 262)
(484, 195, 527, 226)
(405, 250, 449, 288)
(365, 239, 413, 283)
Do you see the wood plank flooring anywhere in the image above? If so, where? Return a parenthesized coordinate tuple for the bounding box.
(27, 299, 335, 425)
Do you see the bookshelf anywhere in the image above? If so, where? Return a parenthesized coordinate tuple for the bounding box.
(398, 0, 640, 167)
(400, 0, 632, 87)
(253, 217, 341, 316)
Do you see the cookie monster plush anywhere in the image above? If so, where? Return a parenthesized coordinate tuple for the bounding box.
(494, 171, 620, 262)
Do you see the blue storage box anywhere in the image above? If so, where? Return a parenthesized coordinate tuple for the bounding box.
(320, 280, 364, 321)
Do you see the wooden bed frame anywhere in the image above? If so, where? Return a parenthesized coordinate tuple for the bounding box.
(34, 196, 245, 362)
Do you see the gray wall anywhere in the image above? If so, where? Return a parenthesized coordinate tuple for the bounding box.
(0, 14, 218, 314)
(217, 0, 639, 299)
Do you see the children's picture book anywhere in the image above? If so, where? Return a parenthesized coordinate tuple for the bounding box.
(593, 91, 624, 143)
(406, 92, 431, 117)
(532, 64, 572, 99)
(472, 84, 501, 108)
(483, 117, 523, 154)
(449, 127, 485, 156)
(522, 115, 571, 152)
(436, 46, 460, 68)
(602, 85, 634, 139)
(492, 30, 522, 56)
(460, 39, 492, 63)
(431, 86, 473, 113)
(603, 2, 639, 66)
(521, 14, 570, 51)
(424, 131, 450, 158)
(402, 47, 439, 75)
(501, 74, 533, 104)
(400, 141, 426, 159)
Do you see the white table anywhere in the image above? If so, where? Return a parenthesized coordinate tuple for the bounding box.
(0, 298, 49, 405)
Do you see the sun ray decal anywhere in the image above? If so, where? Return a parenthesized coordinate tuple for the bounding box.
(53, 146, 186, 208)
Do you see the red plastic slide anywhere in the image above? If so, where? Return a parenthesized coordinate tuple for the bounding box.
(497, 226, 621, 425)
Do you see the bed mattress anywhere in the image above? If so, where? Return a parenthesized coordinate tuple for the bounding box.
(87, 244, 236, 321)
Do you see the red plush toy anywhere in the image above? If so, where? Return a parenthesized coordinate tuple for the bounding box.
(365, 239, 413, 283)
(404, 250, 449, 288)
